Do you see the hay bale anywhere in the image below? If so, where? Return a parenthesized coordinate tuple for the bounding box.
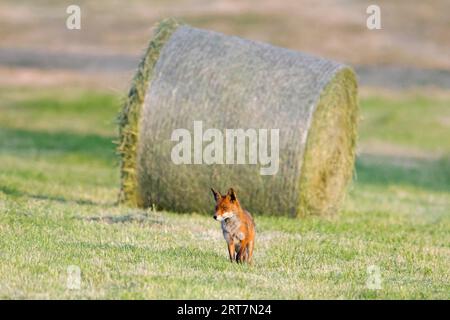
(118, 18, 358, 217)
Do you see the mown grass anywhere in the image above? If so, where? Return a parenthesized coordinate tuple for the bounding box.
(0, 87, 449, 299)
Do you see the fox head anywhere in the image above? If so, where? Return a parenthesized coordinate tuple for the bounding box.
(211, 188, 240, 221)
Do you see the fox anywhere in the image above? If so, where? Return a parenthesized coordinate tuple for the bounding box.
(211, 188, 255, 264)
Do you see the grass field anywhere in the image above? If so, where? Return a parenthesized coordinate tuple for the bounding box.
(0, 87, 449, 299)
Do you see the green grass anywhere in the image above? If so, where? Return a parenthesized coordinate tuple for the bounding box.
(360, 95, 450, 152)
(0, 87, 449, 299)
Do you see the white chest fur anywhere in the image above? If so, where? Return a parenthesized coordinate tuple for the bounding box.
(221, 215, 245, 244)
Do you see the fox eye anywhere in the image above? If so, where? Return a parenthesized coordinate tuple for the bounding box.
(221, 205, 227, 210)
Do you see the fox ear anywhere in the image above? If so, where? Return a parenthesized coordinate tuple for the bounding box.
(211, 188, 221, 202)
(227, 188, 237, 202)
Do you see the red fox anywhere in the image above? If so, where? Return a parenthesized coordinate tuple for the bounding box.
(211, 188, 255, 264)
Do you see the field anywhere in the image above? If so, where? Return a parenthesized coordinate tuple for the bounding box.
(0, 87, 449, 299)
(1, 0, 449, 300)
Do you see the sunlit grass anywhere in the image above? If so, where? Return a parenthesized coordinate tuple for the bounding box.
(360, 95, 450, 153)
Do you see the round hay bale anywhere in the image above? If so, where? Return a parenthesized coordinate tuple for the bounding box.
(118, 18, 358, 217)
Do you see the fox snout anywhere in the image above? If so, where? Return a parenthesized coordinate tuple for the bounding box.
(214, 211, 233, 221)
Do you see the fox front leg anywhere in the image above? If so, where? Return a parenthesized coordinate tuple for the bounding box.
(236, 242, 248, 263)
(227, 242, 236, 262)
(246, 240, 254, 265)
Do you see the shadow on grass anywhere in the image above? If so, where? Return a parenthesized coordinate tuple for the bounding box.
(0, 127, 118, 206)
(0, 184, 100, 206)
(0, 127, 116, 163)
(355, 154, 450, 192)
